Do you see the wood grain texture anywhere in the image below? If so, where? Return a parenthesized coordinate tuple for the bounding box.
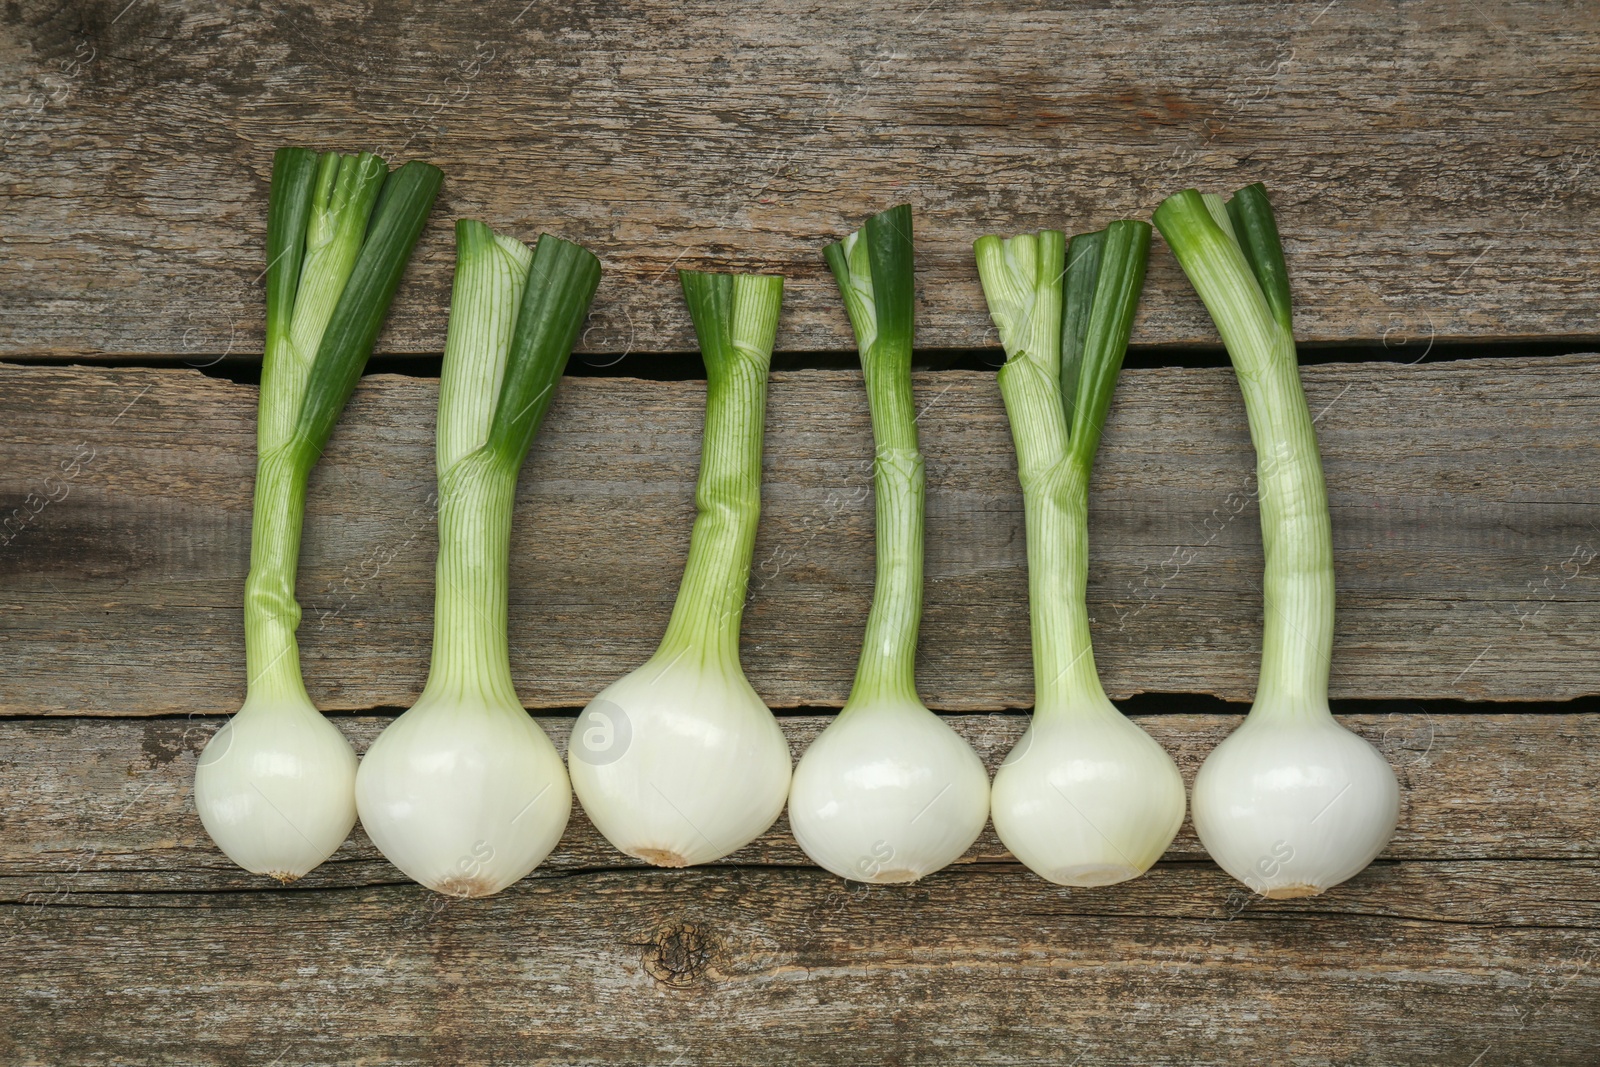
(2, 1, 1598, 358)
(3, 356, 1598, 715)
(2, 714, 1597, 1066)
(5, 864, 1597, 1067)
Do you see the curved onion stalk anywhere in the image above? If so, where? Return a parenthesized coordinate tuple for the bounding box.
(355, 222, 599, 896)
(976, 222, 1186, 887)
(195, 150, 442, 882)
(787, 205, 991, 884)
(569, 271, 791, 866)
(1155, 184, 1400, 898)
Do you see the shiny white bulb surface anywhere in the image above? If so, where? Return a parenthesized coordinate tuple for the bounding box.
(355, 695, 571, 897)
(194, 695, 358, 882)
(788, 699, 990, 883)
(991, 706, 1185, 887)
(1191, 712, 1399, 898)
(568, 655, 791, 867)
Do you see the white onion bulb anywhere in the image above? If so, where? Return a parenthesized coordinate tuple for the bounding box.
(355, 693, 571, 897)
(1191, 713, 1399, 898)
(195, 695, 357, 882)
(991, 703, 1185, 887)
(569, 655, 791, 866)
(568, 270, 792, 868)
(788, 699, 990, 883)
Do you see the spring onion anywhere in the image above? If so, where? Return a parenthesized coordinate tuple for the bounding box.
(977, 221, 1187, 887)
(355, 221, 600, 896)
(1155, 183, 1399, 898)
(195, 149, 443, 881)
(787, 205, 991, 884)
(568, 271, 791, 866)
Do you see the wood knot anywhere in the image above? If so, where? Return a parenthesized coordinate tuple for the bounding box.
(643, 923, 715, 987)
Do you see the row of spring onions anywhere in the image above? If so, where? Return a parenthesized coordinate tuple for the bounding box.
(197, 152, 1398, 902)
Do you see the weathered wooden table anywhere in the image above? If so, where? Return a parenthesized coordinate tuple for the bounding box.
(3, 2, 1597, 1064)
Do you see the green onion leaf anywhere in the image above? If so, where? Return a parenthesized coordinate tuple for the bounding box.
(260, 150, 388, 452)
(264, 148, 320, 362)
(1060, 228, 1105, 428)
(291, 160, 444, 460)
(482, 234, 602, 471)
(679, 270, 737, 366)
(1067, 219, 1151, 471)
(863, 204, 915, 360)
(1225, 182, 1295, 335)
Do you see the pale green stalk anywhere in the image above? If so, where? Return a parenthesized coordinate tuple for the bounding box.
(656, 271, 784, 672)
(244, 153, 442, 705)
(1154, 184, 1332, 719)
(423, 220, 534, 706)
(419, 225, 600, 705)
(975, 222, 1150, 719)
(824, 204, 922, 709)
(976, 229, 1094, 712)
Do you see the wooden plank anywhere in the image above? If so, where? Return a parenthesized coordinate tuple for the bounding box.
(0, 714, 1589, 898)
(2, 711, 1595, 1063)
(5, 862, 1597, 1066)
(4, 715, 1596, 1063)
(2, 356, 1597, 715)
(2, 1, 1597, 357)
(3, 716, 1587, 1062)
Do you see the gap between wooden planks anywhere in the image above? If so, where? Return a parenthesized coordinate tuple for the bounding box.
(1, 356, 1597, 715)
